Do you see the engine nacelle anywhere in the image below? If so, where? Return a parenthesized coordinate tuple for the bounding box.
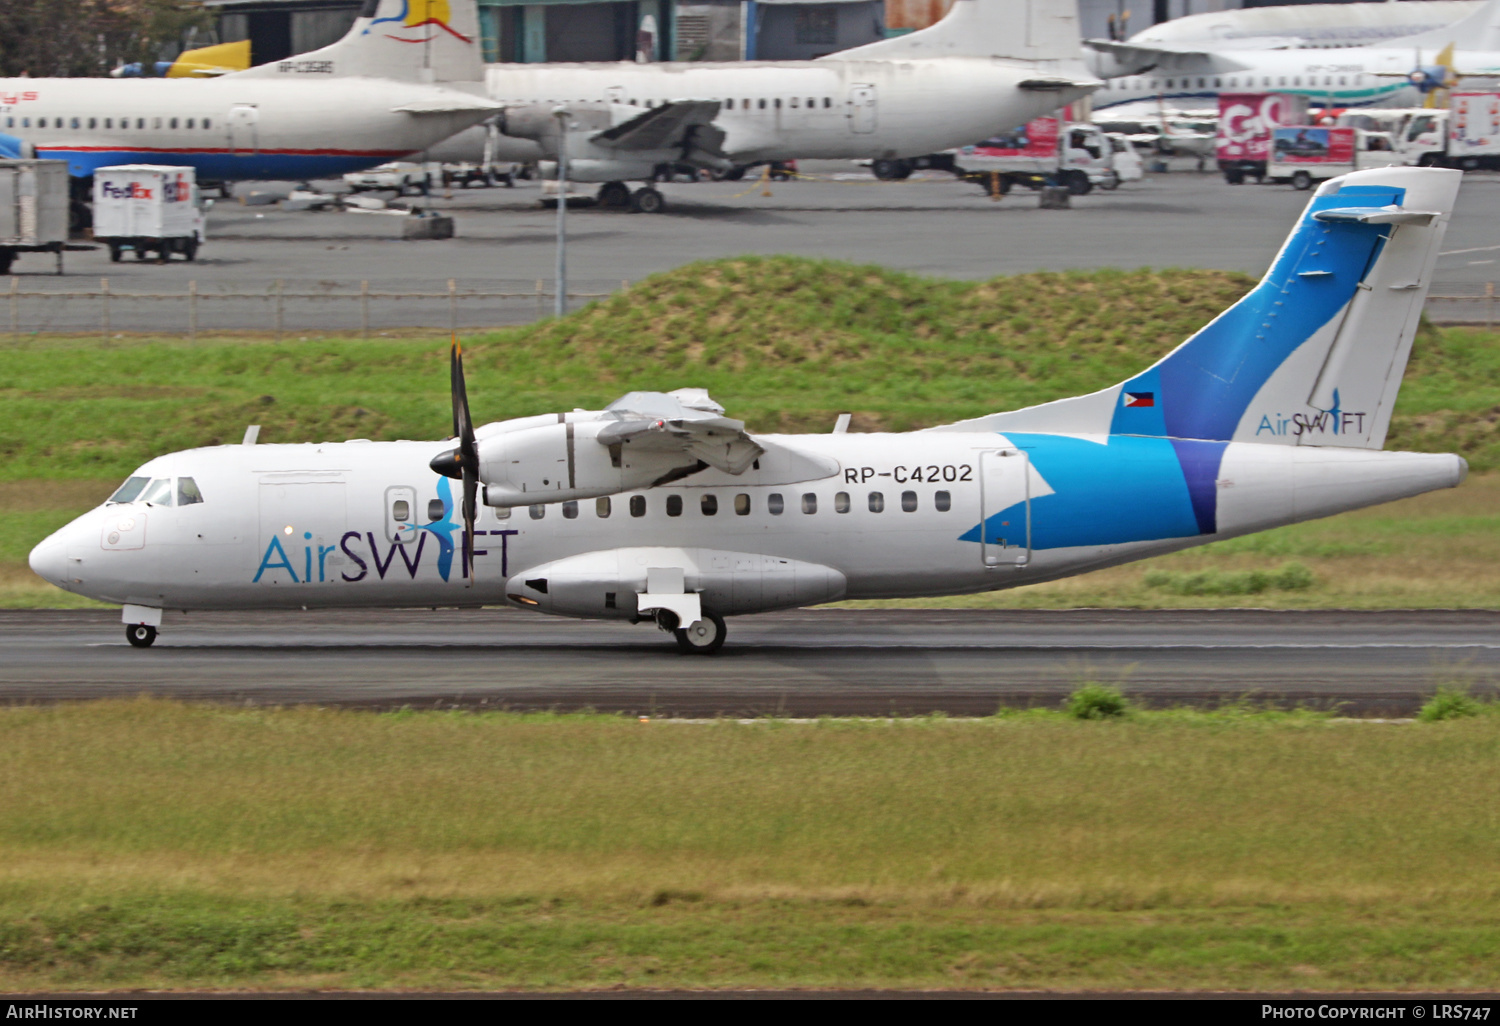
(537, 158, 660, 184)
(477, 419, 697, 507)
(506, 546, 848, 620)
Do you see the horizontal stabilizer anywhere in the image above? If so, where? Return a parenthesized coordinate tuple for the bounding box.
(1312, 206, 1440, 226)
(393, 95, 504, 114)
(1084, 38, 1251, 74)
(1019, 77, 1096, 90)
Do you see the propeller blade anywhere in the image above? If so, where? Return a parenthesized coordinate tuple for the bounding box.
(448, 334, 480, 586)
(463, 474, 478, 586)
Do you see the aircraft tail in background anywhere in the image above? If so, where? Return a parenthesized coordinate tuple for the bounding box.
(228, 0, 485, 83)
(828, 0, 1088, 65)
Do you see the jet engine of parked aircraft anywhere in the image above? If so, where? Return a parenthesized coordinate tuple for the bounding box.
(29, 167, 1468, 656)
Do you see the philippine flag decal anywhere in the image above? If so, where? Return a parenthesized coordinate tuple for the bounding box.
(1124, 391, 1155, 408)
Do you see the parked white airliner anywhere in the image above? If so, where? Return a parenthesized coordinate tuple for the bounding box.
(0, 0, 499, 181)
(1089, 0, 1500, 111)
(429, 0, 1101, 211)
(1123, 1, 1480, 52)
(30, 166, 1468, 654)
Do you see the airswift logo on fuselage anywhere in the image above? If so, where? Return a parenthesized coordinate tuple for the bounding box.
(365, 0, 473, 43)
(252, 478, 514, 584)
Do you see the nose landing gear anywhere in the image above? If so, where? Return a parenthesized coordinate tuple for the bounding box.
(126, 624, 157, 648)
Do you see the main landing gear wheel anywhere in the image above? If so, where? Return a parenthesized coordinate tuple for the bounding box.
(675, 612, 726, 655)
(126, 624, 157, 648)
(629, 186, 665, 214)
(598, 181, 631, 209)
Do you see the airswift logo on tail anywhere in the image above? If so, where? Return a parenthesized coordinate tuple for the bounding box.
(1255, 390, 1369, 438)
(366, 0, 473, 43)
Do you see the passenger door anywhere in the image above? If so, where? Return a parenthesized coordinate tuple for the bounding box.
(847, 85, 876, 133)
(979, 449, 1030, 567)
(228, 104, 259, 155)
(257, 479, 347, 585)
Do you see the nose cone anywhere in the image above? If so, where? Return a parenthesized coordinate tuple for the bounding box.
(430, 447, 463, 479)
(28, 537, 68, 587)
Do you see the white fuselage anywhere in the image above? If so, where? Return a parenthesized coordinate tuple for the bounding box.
(1094, 46, 1500, 111)
(0, 77, 496, 180)
(450, 59, 1096, 166)
(29, 431, 1463, 618)
(1125, 1, 1482, 51)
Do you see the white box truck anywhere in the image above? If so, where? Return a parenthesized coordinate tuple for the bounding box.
(1394, 94, 1500, 170)
(1267, 126, 1403, 190)
(92, 165, 208, 263)
(0, 159, 70, 275)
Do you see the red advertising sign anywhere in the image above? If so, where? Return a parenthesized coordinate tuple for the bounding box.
(970, 116, 1060, 158)
(1217, 93, 1308, 162)
(1271, 126, 1355, 164)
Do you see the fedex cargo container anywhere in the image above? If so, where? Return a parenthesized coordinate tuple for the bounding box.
(92, 165, 207, 263)
(1216, 93, 1308, 184)
(0, 159, 69, 274)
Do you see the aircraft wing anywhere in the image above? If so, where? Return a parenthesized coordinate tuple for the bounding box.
(591, 100, 723, 152)
(1084, 39, 1252, 74)
(595, 389, 764, 475)
(596, 413, 764, 475)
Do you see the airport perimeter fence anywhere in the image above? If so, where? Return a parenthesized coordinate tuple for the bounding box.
(2, 277, 1497, 339)
(1423, 283, 1500, 326)
(0, 277, 639, 340)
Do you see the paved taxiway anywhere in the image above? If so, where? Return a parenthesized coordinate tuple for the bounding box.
(4, 608, 1495, 717)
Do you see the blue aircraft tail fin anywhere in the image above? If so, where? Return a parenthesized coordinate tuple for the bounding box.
(936, 166, 1461, 451)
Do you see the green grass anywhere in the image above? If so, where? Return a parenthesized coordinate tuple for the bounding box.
(5, 699, 1500, 991)
(5, 257, 1500, 608)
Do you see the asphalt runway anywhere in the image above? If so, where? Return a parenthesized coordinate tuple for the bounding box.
(4, 608, 1496, 717)
(7, 164, 1499, 332)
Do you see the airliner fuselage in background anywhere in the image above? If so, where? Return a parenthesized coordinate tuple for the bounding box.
(0, 0, 499, 181)
(30, 167, 1470, 654)
(427, 0, 1101, 190)
(1089, 0, 1500, 111)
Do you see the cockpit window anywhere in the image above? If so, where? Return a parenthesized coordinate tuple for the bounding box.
(177, 477, 204, 506)
(109, 476, 151, 503)
(139, 478, 175, 506)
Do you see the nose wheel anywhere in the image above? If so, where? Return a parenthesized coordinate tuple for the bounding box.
(674, 612, 726, 655)
(126, 624, 157, 648)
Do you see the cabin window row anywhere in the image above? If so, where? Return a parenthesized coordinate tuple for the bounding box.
(6, 115, 213, 130)
(495, 489, 954, 521)
(521, 97, 836, 111)
(1105, 73, 1366, 91)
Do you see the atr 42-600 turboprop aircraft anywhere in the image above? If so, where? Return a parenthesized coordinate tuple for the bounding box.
(428, 0, 1100, 212)
(0, 0, 499, 180)
(30, 166, 1468, 654)
(1089, 0, 1500, 111)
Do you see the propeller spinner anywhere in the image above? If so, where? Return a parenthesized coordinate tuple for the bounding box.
(429, 336, 479, 585)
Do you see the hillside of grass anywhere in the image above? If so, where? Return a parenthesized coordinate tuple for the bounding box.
(6, 257, 1499, 609)
(7, 256, 1496, 482)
